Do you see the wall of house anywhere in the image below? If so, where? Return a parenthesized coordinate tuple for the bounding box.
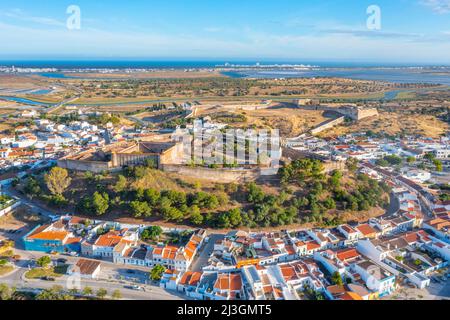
(0, 201, 21, 217)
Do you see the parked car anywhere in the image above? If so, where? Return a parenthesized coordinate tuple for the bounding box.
(42, 276, 55, 281)
(125, 285, 143, 291)
(131, 285, 144, 291)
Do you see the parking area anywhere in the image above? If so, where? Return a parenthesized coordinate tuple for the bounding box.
(0, 206, 47, 243)
(388, 270, 449, 300)
(99, 264, 151, 285)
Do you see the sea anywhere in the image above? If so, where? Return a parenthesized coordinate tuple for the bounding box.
(0, 60, 449, 100)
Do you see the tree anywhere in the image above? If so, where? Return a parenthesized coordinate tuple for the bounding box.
(218, 213, 231, 229)
(384, 155, 402, 166)
(406, 156, 416, 164)
(329, 170, 343, 190)
(323, 197, 336, 210)
(228, 208, 243, 227)
(331, 272, 344, 286)
(189, 205, 204, 225)
(424, 152, 436, 162)
(24, 177, 41, 199)
(439, 193, 450, 201)
(113, 175, 128, 193)
(130, 201, 152, 218)
(345, 158, 358, 172)
(375, 159, 389, 167)
(144, 158, 158, 169)
(433, 159, 443, 172)
(44, 167, 72, 196)
(144, 189, 160, 206)
(111, 289, 122, 300)
(150, 265, 166, 281)
(36, 256, 51, 268)
(0, 284, 13, 300)
(91, 192, 109, 216)
(162, 206, 184, 222)
(140, 226, 163, 241)
(82, 286, 93, 296)
(36, 286, 72, 300)
(96, 288, 108, 299)
(247, 183, 265, 204)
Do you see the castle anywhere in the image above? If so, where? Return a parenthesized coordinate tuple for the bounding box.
(57, 141, 184, 173)
(293, 100, 379, 121)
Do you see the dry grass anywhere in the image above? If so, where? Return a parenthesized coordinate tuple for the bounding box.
(319, 111, 449, 138)
(0, 265, 14, 276)
(132, 169, 184, 191)
(197, 105, 330, 137)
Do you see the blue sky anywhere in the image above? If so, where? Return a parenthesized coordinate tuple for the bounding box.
(0, 0, 449, 63)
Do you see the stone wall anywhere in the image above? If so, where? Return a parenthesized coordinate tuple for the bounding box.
(310, 116, 345, 135)
(161, 165, 262, 183)
(293, 102, 378, 121)
(57, 158, 112, 173)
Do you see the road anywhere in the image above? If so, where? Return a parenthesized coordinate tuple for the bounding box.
(381, 192, 400, 219)
(2, 185, 61, 218)
(0, 246, 185, 300)
(190, 233, 224, 272)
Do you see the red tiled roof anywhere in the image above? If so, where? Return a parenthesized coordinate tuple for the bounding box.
(356, 224, 377, 236)
(336, 248, 360, 262)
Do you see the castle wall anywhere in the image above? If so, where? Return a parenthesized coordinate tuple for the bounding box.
(57, 159, 112, 173)
(310, 116, 345, 135)
(161, 165, 262, 183)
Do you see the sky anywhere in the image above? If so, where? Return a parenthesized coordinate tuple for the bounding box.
(0, 0, 449, 64)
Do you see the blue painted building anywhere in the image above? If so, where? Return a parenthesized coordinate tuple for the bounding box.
(22, 223, 81, 253)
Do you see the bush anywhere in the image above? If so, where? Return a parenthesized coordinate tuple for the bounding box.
(130, 201, 152, 218)
(140, 226, 163, 241)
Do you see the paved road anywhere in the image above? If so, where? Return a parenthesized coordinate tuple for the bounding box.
(381, 192, 400, 219)
(1, 275, 184, 300)
(190, 233, 224, 272)
(2, 185, 60, 218)
(0, 247, 185, 300)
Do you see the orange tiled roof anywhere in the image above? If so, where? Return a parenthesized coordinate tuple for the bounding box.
(336, 248, 360, 262)
(306, 241, 320, 251)
(65, 237, 81, 245)
(214, 273, 242, 292)
(280, 265, 297, 281)
(285, 245, 296, 255)
(180, 271, 202, 286)
(356, 224, 377, 236)
(95, 232, 123, 247)
(28, 230, 69, 241)
(340, 291, 364, 300)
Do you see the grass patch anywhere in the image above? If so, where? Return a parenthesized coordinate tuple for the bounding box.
(0, 249, 15, 258)
(0, 265, 14, 276)
(24, 267, 63, 279)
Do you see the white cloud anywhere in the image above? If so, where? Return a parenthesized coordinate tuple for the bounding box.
(1, 9, 65, 27)
(0, 17, 449, 63)
(420, 0, 450, 14)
